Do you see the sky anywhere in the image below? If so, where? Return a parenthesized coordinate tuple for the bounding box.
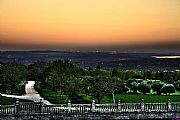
(0, 0, 180, 51)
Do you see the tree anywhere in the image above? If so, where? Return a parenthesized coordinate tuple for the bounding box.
(64, 77, 83, 97)
(123, 70, 136, 80)
(151, 80, 164, 95)
(160, 84, 175, 95)
(129, 82, 138, 93)
(112, 69, 118, 77)
(34, 81, 42, 92)
(81, 76, 94, 96)
(132, 71, 143, 79)
(114, 83, 129, 94)
(42, 59, 81, 93)
(143, 71, 154, 80)
(88, 76, 109, 103)
(126, 79, 134, 87)
(96, 65, 101, 70)
(174, 80, 180, 91)
(107, 77, 124, 103)
(175, 71, 180, 81)
(28, 61, 49, 81)
(138, 82, 151, 94)
(0, 63, 28, 94)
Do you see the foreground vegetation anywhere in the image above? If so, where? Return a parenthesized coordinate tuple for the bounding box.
(39, 89, 180, 104)
(0, 96, 16, 105)
(0, 60, 180, 104)
(106, 94, 180, 103)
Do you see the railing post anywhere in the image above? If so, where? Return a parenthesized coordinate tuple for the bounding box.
(68, 100, 71, 112)
(39, 98, 44, 114)
(167, 99, 171, 111)
(141, 99, 145, 112)
(91, 100, 96, 112)
(0, 105, 2, 117)
(118, 100, 121, 111)
(15, 99, 20, 117)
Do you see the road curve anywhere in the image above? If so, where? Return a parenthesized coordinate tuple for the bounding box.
(1, 81, 51, 105)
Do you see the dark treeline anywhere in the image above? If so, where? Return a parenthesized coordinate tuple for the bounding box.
(0, 60, 180, 103)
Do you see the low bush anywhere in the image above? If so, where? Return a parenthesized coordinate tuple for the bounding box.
(160, 84, 176, 95)
(138, 82, 151, 94)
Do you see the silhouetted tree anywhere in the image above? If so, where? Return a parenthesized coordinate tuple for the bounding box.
(0, 63, 28, 94)
(28, 61, 49, 81)
(160, 84, 175, 95)
(138, 82, 151, 94)
(112, 69, 118, 77)
(129, 82, 138, 93)
(151, 80, 164, 95)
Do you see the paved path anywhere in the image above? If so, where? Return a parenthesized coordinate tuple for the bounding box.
(1, 81, 51, 105)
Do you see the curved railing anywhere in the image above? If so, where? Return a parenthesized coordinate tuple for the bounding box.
(0, 99, 180, 119)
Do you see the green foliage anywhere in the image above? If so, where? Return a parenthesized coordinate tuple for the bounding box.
(126, 79, 135, 88)
(28, 61, 49, 81)
(111, 78, 128, 94)
(135, 79, 143, 83)
(143, 71, 154, 79)
(151, 80, 164, 95)
(138, 82, 151, 94)
(114, 84, 129, 94)
(129, 82, 138, 93)
(160, 84, 176, 95)
(0, 95, 16, 105)
(88, 76, 110, 103)
(0, 63, 28, 94)
(80, 76, 94, 96)
(42, 59, 81, 93)
(132, 72, 143, 79)
(34, 81, 42, 92)
(1, 59, 180, 104)
(64, 77, 83, 96)
(112, 69, 118, 77)
(176, 71, 180, 80)
(154, 72, 164, 81)
(16, 81, 27, 95)
(146, 80, 154, 85)
(122, 70, 136, 80)
(114, 94, 180, 103)
(96, 65, 101, 70)
(174, 80, 180, 90)
(85, 94, 180, 104)
(39, 89, 68, 104)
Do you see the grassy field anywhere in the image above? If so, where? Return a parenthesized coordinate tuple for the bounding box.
(1, 93, 180, 105)
(40, 89, 68, 104)
(101, 94, 180, 103)
(40, 89, 90, 104)
(39, 89, 180, 104)
(173, 90, 180, 95)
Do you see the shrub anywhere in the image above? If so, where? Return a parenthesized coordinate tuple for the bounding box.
(114, 84, 129, 94)
(146, 80, 152, 85)
(129, 82, 138, 93)
(135, 79, 143, 83)
(112, 69, 118, 77)
(126, 79, 135, 88)
(34, 81, 42, 93)
(151, 81, 164, 95)
(160, 84, 175, 95)
(16, 81, 27, 95)
(174, 80, 180, 91)
(138, 82, 151, 94)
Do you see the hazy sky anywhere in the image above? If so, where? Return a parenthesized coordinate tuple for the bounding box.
(0, 0, 180, 51)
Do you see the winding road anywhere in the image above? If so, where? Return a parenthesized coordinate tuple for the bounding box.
(1, 81, 51, 105)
